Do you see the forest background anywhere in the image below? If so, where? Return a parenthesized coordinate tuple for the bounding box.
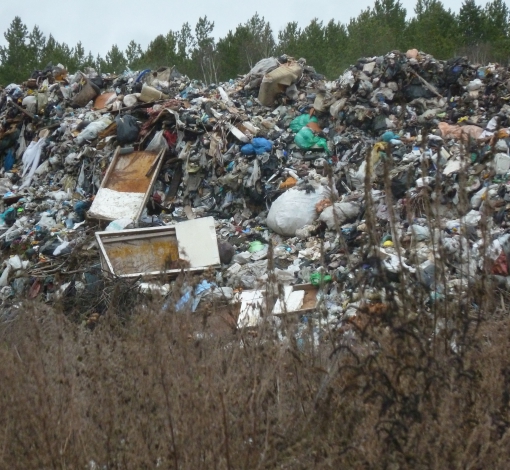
(0, 0, 509, 85)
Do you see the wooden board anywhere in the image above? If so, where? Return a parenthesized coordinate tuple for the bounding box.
(93, 92, 116, 110)
(88, 147, 164, 222)
(175, 217, 221, 268)
(102, 233, 179, 276)
(102, 148, 162, 193)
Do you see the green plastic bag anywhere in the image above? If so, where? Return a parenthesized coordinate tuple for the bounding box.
(290, 114, 318, 133)
(310, 272, 332, 286)
(294, 127, 329, 153)
(248, 240, 266, 253)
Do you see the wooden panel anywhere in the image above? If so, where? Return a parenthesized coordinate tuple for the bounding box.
(175, 217, 220, 268)
(105, 151, 159, 193)
(89, 147, 164, 222)
(93, 92, 116, 110)
(95, 223, 220, 279)
(295, 284, 319, 311)
(102, 233, 179, 276)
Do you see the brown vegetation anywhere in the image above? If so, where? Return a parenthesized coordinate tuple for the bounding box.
(0, 267, 509, 469)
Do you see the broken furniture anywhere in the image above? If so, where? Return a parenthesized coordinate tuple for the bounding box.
(96, 217, 220, 278)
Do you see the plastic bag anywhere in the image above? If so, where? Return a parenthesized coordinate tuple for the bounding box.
(22, 95, 37, 114)
(290, 114, 318, 132)
(4, 149, 14, 171)
(20, 138, 46, 188)
(246, 58, 280, 80)
(240, 138, 273, 155)
(410, 224, 431, 242)
(267, 185, 327, 236)
(115, 115, 139, 145)
(146, 130, 169, 152)
(294, 127, 329, 153)
(319, 202, 361, 229)
(310, 272, 332, 286)
(16, 124, 26, 159)
(75, 116, 112, 145)
(37, 91, 48, 112)
(105, 218, 134, 232)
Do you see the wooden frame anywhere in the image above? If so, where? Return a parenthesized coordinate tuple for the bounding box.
(95, 218, 220, 279)
(88, 146, 165, 223)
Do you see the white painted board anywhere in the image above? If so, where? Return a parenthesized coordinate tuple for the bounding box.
(175, 217, 220, 268)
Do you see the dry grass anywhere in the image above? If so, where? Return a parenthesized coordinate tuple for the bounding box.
(0, 272, 509, 469)
(2, 142, 510, 468)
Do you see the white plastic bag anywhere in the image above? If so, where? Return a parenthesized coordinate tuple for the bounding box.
(16, 124, 27, 159)
(146, 130, 169, 152)
(75, 116, 112, 145)
(20, 138, 46, 188)
(410, 224, 431, 242)
(319, 202, 361, 229)
(267, 185, 327, 236)
(0, 264, 11, 287)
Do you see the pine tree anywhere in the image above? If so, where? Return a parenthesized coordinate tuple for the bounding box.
(40, 34, 57, 68)
(0, 16, 30, 84)
(193, 16, 217, 83)
(216, 29, 246, 81)
(27, 25, 46, 71)
(276, 21, 302, 57)
(405, 0, 458, 59)
(104, 44, 127, 73)
(300, 19, 327, 71)
(457, 0, 486, 46)
(324, 20, 349, 77)
(70, 41, 86, 71)
(242, 14, 275, 69)
(125, 40, 142, 69)
(177, 22, 196, 66)
(140, 33, 178, 70)
(484, 0, 510, 63)
(457, 0, 489, 61)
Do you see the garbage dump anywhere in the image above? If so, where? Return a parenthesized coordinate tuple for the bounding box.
(0, 50, 509, 333)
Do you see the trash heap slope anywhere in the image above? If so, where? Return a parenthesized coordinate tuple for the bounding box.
(0, 49, 508, 329)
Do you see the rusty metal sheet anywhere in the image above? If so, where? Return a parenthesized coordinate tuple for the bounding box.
(97, 226, 179, 278)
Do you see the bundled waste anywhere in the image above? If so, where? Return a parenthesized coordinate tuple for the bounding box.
(0, 49, 509, 332)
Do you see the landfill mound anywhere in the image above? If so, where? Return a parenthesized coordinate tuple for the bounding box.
(0, 49, 509, 328)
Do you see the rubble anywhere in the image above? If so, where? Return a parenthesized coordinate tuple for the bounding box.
(0, 49, 509, 335)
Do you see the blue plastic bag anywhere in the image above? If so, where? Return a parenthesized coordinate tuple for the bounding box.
(241, 138, 273, 155)
(381, 131, 399, 142)
(4, 148, 14, 171)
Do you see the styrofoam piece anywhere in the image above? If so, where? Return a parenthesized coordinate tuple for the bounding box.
(88, 188, 146, 221)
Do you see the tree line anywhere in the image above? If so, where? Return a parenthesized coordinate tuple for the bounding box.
(0, 0, 509, 86)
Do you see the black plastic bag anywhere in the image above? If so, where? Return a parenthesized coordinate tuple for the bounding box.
(116, 115, 139, 145)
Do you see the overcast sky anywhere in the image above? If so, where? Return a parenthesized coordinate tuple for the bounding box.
(1, 0, 475, 58)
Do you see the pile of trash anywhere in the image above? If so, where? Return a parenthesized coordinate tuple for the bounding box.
(0, 49, 509, 333)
